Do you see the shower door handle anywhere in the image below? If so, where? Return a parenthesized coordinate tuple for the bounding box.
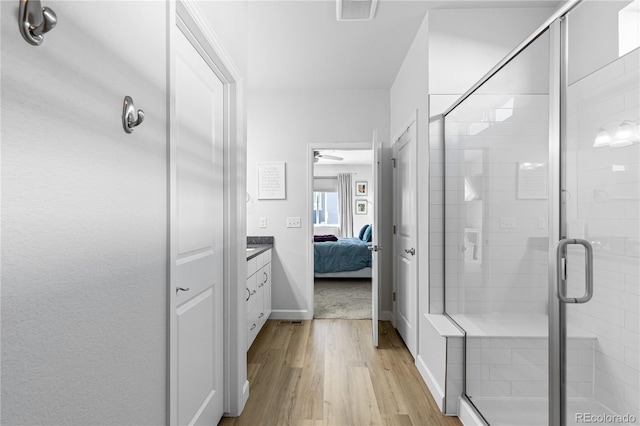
(556, 238, 593, 304)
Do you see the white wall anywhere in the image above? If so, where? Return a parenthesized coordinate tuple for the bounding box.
(428, 8, 554, 99)
(198, 0, 248, 78)
(314, 163, 374, 234)
(1, 2, 167, 424)
(247, 89, 390, 317)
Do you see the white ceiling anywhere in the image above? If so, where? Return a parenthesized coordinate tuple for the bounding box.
(315, 149, 373, 165)
(247, 0, 564, 89)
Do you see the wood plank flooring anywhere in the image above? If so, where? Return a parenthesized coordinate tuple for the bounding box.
(219, 320, 461, 426)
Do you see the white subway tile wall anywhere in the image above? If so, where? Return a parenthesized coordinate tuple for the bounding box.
(565, 47, 640, 420)
(443, 93, 549, 316)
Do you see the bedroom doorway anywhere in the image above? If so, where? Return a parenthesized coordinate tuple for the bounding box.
(308, 143, 378, 328)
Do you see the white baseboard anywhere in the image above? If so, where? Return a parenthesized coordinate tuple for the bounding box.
(416, 354, 445, 413)
(270, 310, 392, 321)
(269, 310, 312, 320)
(242, 379, 249, 411)
(379, 310, 393, 322)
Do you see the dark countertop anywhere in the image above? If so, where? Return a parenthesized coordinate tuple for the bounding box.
(246, 236, 273, 260)
(246, 244, 273, 260)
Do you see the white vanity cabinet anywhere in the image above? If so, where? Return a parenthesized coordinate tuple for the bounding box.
(246, 249, 272, 349)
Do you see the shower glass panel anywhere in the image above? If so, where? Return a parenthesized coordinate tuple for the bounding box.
(444, 31, 551, 425)
(563, 1, 640, 424)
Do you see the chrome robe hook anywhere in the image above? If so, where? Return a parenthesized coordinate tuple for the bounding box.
(19, 0, 57, 46)
(122, 96, 145, 134)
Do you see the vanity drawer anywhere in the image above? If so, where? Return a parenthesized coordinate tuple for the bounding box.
(247, 304, 266, 347)
(247, 257, 257, 278)
(246, 274, 257, 311)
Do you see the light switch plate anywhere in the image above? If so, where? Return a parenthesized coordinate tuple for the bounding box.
(500, 217, 516, 229)
(259, 217, 267, 228)
(286, 217, 301, 228)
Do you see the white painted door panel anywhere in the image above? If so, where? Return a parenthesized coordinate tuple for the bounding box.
(174, 28, 224, 426)
(393, 120, 417, 357)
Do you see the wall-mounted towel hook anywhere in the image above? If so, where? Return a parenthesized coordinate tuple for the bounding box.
(122, 96, 145, 134)
(19, 0, 57, 46)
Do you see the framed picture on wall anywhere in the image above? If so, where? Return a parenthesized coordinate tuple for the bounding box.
(258, 162, 286, 199)
(356, 181, 368, 196)
(356, 199, 367, 215)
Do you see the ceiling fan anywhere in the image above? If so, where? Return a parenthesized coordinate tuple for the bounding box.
(314, 150, 343, 163)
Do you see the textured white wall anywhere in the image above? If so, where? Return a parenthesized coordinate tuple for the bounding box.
(247, 89, 390, 316)
(1, 2, 167, 424)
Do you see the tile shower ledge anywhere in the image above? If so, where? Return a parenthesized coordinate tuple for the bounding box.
(448, 313, 596, 339)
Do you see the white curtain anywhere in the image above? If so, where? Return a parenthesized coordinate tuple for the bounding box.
(337, 173, 353, 237)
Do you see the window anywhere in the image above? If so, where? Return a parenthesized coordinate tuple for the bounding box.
(313, 192, 339, 225)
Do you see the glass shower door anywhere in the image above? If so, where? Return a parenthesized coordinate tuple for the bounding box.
(444, 30, 552, 425)
(559, 1, 640, 424)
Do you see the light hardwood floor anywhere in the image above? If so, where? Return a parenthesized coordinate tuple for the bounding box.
(220, 320, 462, 426)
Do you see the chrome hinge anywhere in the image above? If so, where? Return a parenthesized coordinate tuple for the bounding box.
(393, 225, 397, 235)
(393, 292, 396, 302)
(391, 158, 396, 168)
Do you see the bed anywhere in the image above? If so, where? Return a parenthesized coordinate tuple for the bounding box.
(313, 237, 372, 278)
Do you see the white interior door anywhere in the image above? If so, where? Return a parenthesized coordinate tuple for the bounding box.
(371, 131, 381, 347)
(173, 28, 224, 425)
(392, 120, 417, 357)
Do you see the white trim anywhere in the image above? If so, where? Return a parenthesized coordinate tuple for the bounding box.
(416, 354, 445, 413)
(169, 0, 246, 422)
(167, 2, 178, 423)
(269, 310, 312, 320)
(380, 310, 393, 322)
(242, 380, 250, 408)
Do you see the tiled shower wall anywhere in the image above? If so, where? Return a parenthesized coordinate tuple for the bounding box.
(565, 48, 639, 419)
(442, 93, 549, 315)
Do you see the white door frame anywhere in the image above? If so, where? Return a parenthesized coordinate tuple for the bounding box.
(306, 142, 373, 320)
(168, 0, 247, 422)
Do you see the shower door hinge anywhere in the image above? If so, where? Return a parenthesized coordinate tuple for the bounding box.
(393, 225, 397, 234)
(391, 158, 396, 168)
(393, 292, 396, 302)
